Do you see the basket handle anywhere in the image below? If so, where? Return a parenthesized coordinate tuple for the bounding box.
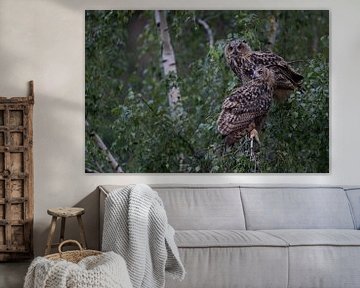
(58, 240, 83, 255)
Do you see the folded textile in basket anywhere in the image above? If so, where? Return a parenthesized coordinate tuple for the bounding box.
(24, 251, 133, 288)
(102, 184, 185, 288)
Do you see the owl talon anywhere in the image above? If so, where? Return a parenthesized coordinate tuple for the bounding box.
(250, 129, 260, 144)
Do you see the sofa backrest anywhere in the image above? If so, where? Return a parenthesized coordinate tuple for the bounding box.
(345, 188, 360, 229)
(240, 187, 355, 230)
(100, 185, 358, 232)
(154, 185, 246, 230)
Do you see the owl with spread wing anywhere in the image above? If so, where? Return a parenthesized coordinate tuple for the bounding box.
(217, 66, 276, 146)
(225, 39, 303, 102)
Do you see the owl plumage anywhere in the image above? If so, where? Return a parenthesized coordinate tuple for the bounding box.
(225, 39, 303, 102)
(217, 66, 276, 146)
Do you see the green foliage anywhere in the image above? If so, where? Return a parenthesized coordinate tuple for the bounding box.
(85, 10, 329, 173)
(259, 55, 329, 172)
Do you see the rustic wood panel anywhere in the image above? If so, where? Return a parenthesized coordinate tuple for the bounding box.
(0, 205, 4, 219)
(11, 180, 24, 198)
(10, 132, 23, 146)
(9, 110, 23, 126)
(0, 110, 4, 126)
(0, 181, 4, 198)
(0, 81, 34, 261)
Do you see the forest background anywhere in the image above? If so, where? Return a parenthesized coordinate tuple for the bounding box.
(85, 10, 329, 173)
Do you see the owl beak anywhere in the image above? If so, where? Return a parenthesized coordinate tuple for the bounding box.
(250, 70, 256, 79)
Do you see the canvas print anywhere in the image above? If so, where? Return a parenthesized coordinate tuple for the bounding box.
(85, 10, 329, 173)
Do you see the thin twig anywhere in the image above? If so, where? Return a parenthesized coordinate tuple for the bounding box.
(94, 160, 105, 173)
(85, 167, 100, 173)
(196, 18, 214, 48)
(287, 59, 310, 64)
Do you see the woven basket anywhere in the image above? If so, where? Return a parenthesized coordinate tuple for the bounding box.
(45, 240, 102, 263)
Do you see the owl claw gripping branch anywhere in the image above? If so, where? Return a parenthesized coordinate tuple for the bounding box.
(218, 39, 304, 162)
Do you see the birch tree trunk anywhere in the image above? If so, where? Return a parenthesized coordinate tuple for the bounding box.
(266, 11, 280, 51)
(86, 120, 124, 173)
(155, 10, 181, 111)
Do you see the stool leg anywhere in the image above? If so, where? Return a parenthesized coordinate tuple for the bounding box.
(45, 216, 57, 255)
(77, 215, 87, 249)
(60, 217, 66, 243)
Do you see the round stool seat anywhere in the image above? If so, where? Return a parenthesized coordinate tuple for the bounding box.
(45, 207, 88, 255)
(47, 207, 85, 218)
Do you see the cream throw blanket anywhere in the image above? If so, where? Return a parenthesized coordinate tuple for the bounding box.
(24, 252, 132, 288)
(102, 184, 185, 288)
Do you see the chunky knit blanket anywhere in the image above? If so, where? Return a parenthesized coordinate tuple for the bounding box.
(102, 184, 185, 288)
(24, 251, 133, 288)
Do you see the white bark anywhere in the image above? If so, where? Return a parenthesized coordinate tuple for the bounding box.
(86, 120, 124, 173)
(155, 10, 181, 109)
(266, 12, 280, 51)
(197, 18, 214, 48)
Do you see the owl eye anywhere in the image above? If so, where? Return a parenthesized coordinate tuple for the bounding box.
(228, 46, 234, 52)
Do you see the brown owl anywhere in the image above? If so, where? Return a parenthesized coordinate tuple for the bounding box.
(217, 66, 276, 146)
(225, 39, 303, 102)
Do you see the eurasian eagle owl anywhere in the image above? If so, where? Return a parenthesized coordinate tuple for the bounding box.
(225, 39, 303, 102)
(217, 66, 276, 146)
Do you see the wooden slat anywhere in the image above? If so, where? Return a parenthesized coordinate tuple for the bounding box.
(0, 147, 26, 153)
(26, 84, 34, 258)
(0, 244, 28, 252)
(0, 127, 26, 131)
(0, 199, 28, 205)
(0, 97, 32, 104)
(4, 106, 11, 249)
(0, 219, 27, 225)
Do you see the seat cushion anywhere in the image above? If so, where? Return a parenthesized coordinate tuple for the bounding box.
(261, 230, 360, 288)
(175, 230, 288, 248)
(167, 246, 288, 288)
(168, 230, 289, 288)
(261, 229, 360, 246)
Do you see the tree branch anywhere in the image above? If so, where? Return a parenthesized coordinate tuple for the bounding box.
(85, 167, 100, 173)
(155, 10, 181, 111)
(196, 18, 214, 48)
(85, 120, 124, 173)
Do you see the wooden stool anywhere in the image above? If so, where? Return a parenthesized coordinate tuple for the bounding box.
(45, 207, 87, 255)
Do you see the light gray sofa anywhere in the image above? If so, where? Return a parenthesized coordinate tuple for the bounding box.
(99, 185, 360, 288)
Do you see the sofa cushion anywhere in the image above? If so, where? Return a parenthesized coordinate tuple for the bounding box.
(241, 187, 355, 230)
(345, 188, 360, 229)
(100, 185, 246, 230)
(154, 186, 246, 230)
(287, 246, 360, 288)
(165, 246, 288, 288)
(261, 230, 360, 288)
(175, 230, 288, 248)
(261, 229, 360, 246)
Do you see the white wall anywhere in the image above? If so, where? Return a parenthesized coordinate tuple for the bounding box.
(0, 0, 359, 256)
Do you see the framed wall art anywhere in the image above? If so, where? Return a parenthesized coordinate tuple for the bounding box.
(85, 10, 329, 173)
